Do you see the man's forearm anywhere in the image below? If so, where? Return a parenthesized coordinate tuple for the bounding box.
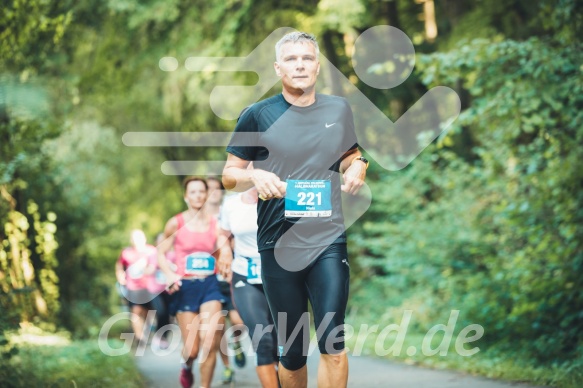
(222, 167, 255, 191)
(340, 148, 361, 173)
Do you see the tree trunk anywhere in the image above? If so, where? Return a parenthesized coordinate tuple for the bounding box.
(384, 0, 402, 30)
(321, 30, 344, 97)
(423, 0, 438, 42)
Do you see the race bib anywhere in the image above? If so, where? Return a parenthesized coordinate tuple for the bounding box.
(155, 270, 166, 285)
(285, 180, 332, 217)
(127, 257, 147, 279)
(247, 259, 262, 284)
(184, 252, 216, 277)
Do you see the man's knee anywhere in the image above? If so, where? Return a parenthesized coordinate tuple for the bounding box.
(317, 323, 345, 354)
(320, 351, 347, 366)
(279, 355, 307, 371)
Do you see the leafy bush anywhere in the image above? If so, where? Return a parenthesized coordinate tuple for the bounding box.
(350, 35, 583, 365)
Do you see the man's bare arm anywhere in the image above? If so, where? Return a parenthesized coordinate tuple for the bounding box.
(340, 148, 367, 195)
(222, 153, 287, 198)
(222, 154, 253, 191)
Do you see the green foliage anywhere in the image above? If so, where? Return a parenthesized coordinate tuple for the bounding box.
(0, 203, 60, 322)
(351, 24, 582, 373)
(538, 0, 583, 44)
(0, 0, 72, 72)
(1, 328, 144, 387)
(1, 0, 72, 338)
(349, 149, 488, 329)
(61, 300, 110, 340)
(0, 199, 60, 381)
(313, 0, 366, 33)
(40, 116, 181, 332)
(420, 36, 583, 359)
(2, 0, 582, 384)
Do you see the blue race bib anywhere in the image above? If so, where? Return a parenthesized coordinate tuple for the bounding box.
(155, 270, 166, 285)
(184, 252, 215, 276)
(285, 180, 332, 217)
(247, 259, 262, 284)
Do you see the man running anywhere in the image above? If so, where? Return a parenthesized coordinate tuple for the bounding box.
(222, 31, 367, 388)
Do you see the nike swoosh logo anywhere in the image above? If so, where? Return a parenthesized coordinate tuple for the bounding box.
(325, 122, 336, 128)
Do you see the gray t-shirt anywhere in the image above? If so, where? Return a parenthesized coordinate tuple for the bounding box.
(226, 93, 358, 251)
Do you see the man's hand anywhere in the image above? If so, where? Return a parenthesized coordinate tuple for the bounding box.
(252, 169, 287, 200)
(341, 161, 366, 195)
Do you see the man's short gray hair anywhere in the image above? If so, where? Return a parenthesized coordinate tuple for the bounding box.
(275, 32, 320, 61)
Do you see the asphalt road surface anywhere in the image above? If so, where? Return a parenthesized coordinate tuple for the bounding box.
(134, 337, 546, 388)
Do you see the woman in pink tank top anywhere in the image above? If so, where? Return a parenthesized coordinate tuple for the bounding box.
(157, 177, 229, 388)
(173, 212, 218, 277)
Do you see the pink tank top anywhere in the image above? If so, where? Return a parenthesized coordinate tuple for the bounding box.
(174, 213, 217, 277)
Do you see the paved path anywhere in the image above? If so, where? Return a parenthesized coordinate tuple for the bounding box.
(134, 337, 546, 388)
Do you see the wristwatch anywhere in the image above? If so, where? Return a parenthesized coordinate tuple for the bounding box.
(351, 156, 369, 169)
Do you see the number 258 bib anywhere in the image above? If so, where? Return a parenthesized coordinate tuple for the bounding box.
(184, 252, 215, 276)
(285, 180, 331, 218)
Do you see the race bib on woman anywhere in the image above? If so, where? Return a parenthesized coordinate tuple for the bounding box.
(184, 252, 216, 277)
(127, 257, 147, 279)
